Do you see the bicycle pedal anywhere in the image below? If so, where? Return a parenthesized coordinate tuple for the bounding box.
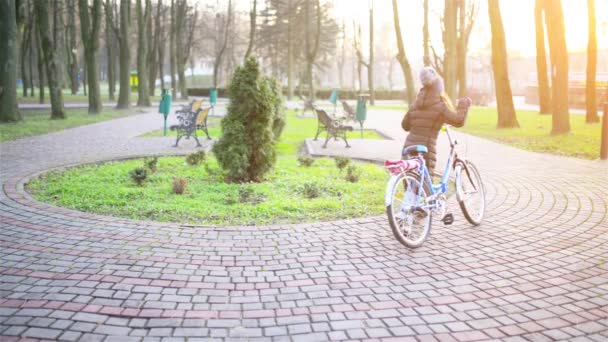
(441, 213, 454, 225)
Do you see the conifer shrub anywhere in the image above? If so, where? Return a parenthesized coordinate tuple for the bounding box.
(212, 57, 284, 182)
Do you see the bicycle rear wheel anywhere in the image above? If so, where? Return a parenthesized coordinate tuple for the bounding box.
(455, 161, 485, 225)
(386, 172, 432, 248)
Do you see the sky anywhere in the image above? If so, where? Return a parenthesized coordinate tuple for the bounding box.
(331, 0, 608, 59)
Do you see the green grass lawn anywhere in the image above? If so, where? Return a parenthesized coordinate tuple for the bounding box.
(26, 110, 387, 225)
(0, 108, 136, 143)
(460, 108, 602, 160)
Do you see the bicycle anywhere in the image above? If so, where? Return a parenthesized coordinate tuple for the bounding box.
(384, 125, 485, 248)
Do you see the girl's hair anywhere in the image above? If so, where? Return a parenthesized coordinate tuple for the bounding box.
(440, 93, 456, 112)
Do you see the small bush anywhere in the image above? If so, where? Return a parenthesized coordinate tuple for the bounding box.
(345, 165, 361, 183)
(145, 157, 158, 173)
(130, 167, 148, 186)
(186, 150, 206, 166)
(335, 156, 351, 171)
(238, 187, 265, 204)
(172, 177, 187, 194)
(297, 155, 315, 167)
(302, 182, 321, 199)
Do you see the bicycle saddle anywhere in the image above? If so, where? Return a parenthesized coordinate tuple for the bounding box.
(402, 145, 428, 156)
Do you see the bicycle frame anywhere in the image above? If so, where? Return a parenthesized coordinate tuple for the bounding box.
(412, 126, 463, 210)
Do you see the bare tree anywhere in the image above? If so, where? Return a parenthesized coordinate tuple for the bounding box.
(457, 0, 478, 97)
(544, 0, 570, 134)
(585, 0, 598, 123)
(34, 0, 66, 119)
(213, 0, 232, 88)
(488, 0, 518, 128)
(106, 0, 131, 109)
(353, 23, 365, 91)
(104, 0, 117, 100)
(337, 19, 346, 89)
(535, 0, 551, 114)
(175, 0, 198, 98)
(443, 0, 457, 100)
(19, 0, 34, 98)
(148, 0, 162, 96)
(392, 0, 415, 104)
(304, 0, 321, 100)
(65, 0, 80, 95)
(423, 0, 430, 66)
(136, 0, 151, 106)
(244, 0, 257, 60)
(158, 2, 167, 92)
(79, 0, 103, 114)
(368, 1, 375, 104)
(35, 19, 45, 104)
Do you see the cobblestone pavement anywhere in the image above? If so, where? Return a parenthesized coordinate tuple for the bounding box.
(1, 109, 607, 341)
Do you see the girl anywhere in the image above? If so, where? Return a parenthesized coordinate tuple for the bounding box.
(401, 67, 472, 176)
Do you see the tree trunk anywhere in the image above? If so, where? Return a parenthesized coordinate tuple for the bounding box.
(0, 0, 21, 122)
(66, 0, 79, 95)
(148, 0, 161, 96)
(35, 0, 66, 119)
(456, 0, 466, 97)
(20, 6, 32, 98)
(169, 0, 177, 98)
(444, 0, 458, 101)
(53, 0, 67, 90)
(136, 0, 151, 106)
(83, 61, 87, 96)
(79, 0, 103, 114)
(391, 0, 415, 104)
(175, 0, 187, 99)
(105, 0, 116, 100)
(116, 0, 131, 109)
(368, 3, 375, 105)
(29, 25, 35, 97)
(213, 0, 232, 88)
(423, 0, 430, 66)
(304, 0, 321, 101)
(244, 0, 256, 60)
(287, 0, 293, 100)
(158, 4, 166, 92)
(535, 0, 551, 114)
(585, 0, 598, 123)
(544, 0, 570, 134)
(488, 0, 518, 128)
(35, 26, 45, 104)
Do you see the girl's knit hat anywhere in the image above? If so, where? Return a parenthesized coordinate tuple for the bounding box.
(419, 67, 444, 93)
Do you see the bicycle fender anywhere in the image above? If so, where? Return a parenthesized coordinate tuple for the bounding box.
(385, 175, 402, 206)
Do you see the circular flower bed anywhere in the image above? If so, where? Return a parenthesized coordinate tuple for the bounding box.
(26, 155, 387, 226)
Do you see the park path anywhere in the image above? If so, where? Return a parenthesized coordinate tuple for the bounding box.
(1, 108, 607, 341)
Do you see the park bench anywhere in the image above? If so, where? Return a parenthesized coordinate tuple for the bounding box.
(170, 100, 212, 147)
(313, 108, 353, 148)
(299, 95, 315, 116)
(341, 100, 356, 121)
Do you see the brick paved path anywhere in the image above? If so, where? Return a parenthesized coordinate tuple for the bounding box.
(1, 109, 607, 341)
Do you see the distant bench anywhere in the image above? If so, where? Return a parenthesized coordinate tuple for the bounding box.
(314, 108, 353, 148)
(170, 100, 212, 147)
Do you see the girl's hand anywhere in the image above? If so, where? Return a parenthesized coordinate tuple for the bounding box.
(457, 97, 472, 109)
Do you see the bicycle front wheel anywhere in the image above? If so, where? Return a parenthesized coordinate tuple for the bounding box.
(386, 172, 432, 248)
(455, 161, 485, 225)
